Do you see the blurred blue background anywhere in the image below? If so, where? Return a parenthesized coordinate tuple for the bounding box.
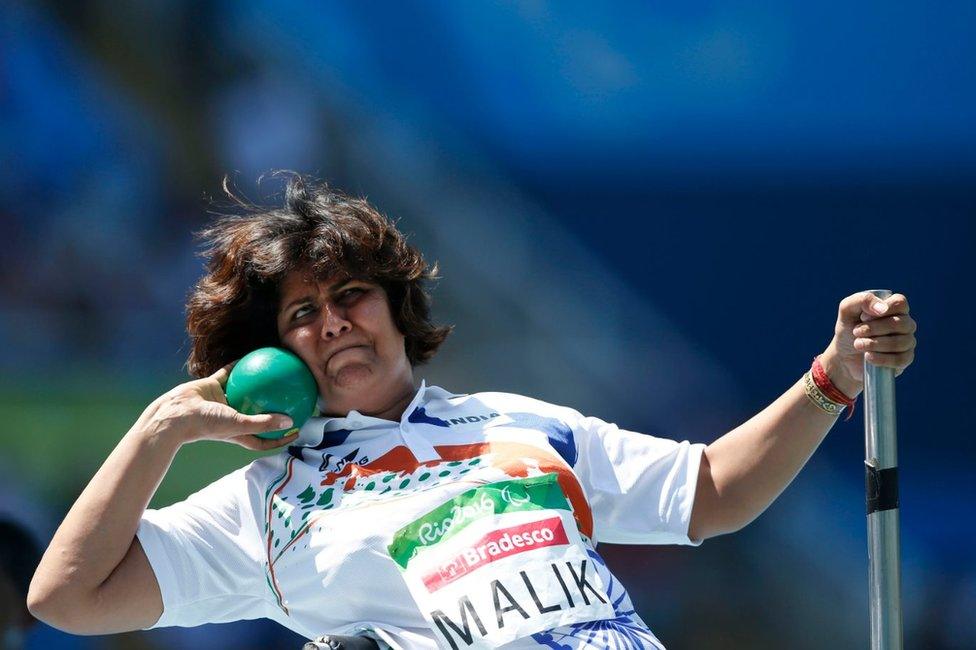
(1, 1, 973, 648)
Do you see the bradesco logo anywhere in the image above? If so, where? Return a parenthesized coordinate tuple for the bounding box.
(388, 474, 571, 571)
(423, 516, 568, 592)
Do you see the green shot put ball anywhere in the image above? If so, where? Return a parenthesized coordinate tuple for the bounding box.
(225, 347, 319, 440)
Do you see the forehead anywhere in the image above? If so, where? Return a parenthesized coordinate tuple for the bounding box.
(278, 268, 321, 296)
(277, 268, 357, 303)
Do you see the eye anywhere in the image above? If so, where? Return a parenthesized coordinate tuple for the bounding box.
(292, 304, 316, 321)
(338, 287, 366, 303)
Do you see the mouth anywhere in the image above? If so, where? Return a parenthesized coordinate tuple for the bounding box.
(326, 344, 366, 367)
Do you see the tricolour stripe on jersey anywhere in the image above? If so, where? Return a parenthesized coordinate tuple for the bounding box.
(264, 456, 296, 613)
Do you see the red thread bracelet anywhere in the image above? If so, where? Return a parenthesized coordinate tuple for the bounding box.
(811, 356, 857, 420)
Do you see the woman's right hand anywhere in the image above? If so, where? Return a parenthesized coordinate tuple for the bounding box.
(136, 362, 298, 451)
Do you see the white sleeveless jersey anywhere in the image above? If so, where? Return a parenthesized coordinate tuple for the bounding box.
(138, 382, 704, 649)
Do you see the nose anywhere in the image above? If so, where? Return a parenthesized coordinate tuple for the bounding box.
(320, 303, 352, 340)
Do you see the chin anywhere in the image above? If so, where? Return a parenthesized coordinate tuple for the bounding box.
(330, 363, 376, 392)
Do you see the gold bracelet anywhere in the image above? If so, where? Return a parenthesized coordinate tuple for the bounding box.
(803, 370, 846, 417)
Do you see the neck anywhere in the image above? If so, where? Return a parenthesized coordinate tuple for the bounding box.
(365, 381, 418, 421)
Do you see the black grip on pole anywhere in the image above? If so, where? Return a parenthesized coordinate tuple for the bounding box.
(865, 464, 899, 514)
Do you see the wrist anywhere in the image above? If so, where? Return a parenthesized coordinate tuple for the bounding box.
(130, 401, 189, 451)
(819, 345, 863, 399)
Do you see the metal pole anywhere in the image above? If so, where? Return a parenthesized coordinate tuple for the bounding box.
(863, 289, 903, 650)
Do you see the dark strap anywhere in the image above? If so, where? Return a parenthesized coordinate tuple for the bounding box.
(865, 464, 899, 514)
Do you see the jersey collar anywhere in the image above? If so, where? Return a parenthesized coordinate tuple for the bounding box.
(312, 380, 461, 433)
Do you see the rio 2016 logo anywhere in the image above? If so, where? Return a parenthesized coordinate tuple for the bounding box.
(418, 492, 495, 544)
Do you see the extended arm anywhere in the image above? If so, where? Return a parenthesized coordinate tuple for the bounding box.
(688, 292, 916, 541)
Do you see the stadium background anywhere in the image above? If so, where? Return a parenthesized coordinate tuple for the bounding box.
(1, 1, 973, 648)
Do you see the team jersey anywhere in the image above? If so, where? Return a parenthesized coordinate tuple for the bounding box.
(137, 382, 704, 649)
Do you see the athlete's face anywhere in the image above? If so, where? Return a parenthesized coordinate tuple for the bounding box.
(276, 269, 414, 419)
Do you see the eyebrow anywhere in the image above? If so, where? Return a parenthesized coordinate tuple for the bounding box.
(279, 278, 356, 314)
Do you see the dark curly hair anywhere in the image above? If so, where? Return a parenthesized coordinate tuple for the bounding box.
(185, 173, 452, 377)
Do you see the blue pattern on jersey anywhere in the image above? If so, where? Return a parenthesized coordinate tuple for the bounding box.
(408, 405, 450, 427)
(508, 412, 578, 467)
(531, 549, 662, 649)
(288, 428, 355, 460)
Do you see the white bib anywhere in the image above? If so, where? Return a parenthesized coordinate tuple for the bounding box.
(389, 474, 614, 649)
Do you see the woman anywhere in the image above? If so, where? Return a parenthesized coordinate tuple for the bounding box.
(27, 175, 917, 649)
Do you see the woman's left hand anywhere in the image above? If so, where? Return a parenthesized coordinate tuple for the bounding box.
(819, 291, 917, 398)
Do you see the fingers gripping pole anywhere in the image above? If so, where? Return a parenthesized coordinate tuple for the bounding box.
(863, 289, 903, 650)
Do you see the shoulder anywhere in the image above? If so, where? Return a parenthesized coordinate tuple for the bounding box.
(181, 455, 288, 506)
(449, 391, 585, 431)
(448, 390, 586, 426)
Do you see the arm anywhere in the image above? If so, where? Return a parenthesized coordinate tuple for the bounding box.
(688, 291, 917, 541)
(27, 424, 177, 633)
(27, 365, 297, 635)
